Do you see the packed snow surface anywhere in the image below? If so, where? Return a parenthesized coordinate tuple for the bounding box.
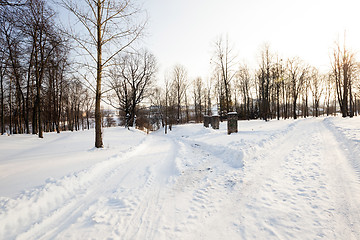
(0, 117, 359, 239)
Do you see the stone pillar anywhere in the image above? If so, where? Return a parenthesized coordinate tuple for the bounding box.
(227, 112, 238, 135)
(211, 115, 220, 129)
(203, 115, 210, 128)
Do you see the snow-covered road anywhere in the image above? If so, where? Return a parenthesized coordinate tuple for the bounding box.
(231, 118, 360, 239)
(0, 117, 359, 239)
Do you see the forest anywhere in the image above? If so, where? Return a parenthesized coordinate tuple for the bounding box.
(1, 0, 359, 147)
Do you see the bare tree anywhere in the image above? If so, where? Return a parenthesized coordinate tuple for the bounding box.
(163, 76, 171, 133)
(212, 36, 236, 115)
(193, 77, 204, 122)
(1, 3, 26, 134)
(109, 50, 156, 127)
(148, 86, 163, 130)
(0, 53, 5, 134)
(83, 88, 94, 130)
(171, 64, 187, 123)
(323, 72, 333, 116)
(353, 65, 360, 116)
(287, 57, 308, 119)
(29, 0, 60, 138)
(236, 64, 252, 120)
(0, 0, 68, 136)
(47, 45, 69, 133)
(272, 56, 285, 120)
(204, 78, 212, 116)
(61, 0, 146, 148)
(257, 44, 273, 121)
(331, 40, 356, 117)
(213, 70, 224, 116)
(302, 70, 310, 118)
(309, 67, 325, 117)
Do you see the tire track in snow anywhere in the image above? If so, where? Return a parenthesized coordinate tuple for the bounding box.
(219, 118, 360, 239)
(179, 120, 309, 239)
(36, 158, 154, 240)
(0, 136, 162, 240)
(323, 117, 360, 183)
(121, 137, 214, 239)
(319, 119, 360, 239)
(164, 135, 241, 238)
(100, 135, 179, 240)
(2, 118, 359, 239)
(151, 121, 303, 239)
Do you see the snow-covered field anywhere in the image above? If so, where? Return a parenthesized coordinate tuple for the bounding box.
(0, 116, 359, 239)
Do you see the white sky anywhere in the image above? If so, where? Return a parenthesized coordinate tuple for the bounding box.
(142, 0, 360, 80)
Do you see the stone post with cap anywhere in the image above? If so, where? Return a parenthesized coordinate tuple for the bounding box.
(211, 115, 220, 129)
(227, 112, 238, 134)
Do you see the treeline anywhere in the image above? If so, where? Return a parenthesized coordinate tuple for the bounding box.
(143, 39, 359, 133)
(1, 1, 359, 138)
(0, 0, 94, 136)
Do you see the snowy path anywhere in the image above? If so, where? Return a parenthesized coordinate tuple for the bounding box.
(224, 119, 360, 239)
(1, 135, 178, 239)
(0, 117, 359, 239)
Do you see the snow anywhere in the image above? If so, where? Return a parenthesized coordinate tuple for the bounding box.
(0, 117, 360, 239)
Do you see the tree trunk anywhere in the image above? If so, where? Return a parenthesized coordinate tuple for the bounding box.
(86, 111, 90, 130)
(95, 0, 103, 148)
(9, 79, 13, 134)
(37, 78, 43, 138)
(25, 61, 32, 134)
(0, 68, 4, 135)
(342, 67, 348, 117)
(293, 98, 297, 119)
(349, 79, 353, 118)
(276, 86, 280, 120)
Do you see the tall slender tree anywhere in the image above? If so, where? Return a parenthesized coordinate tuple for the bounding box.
(61, 0, 146, 148)
(171, 64, 187, 123)
(193, 77, 204, 122)
(212, 36, 236, 115)
(257, 45, 273, 121)
(0, 55, 5, 134)
(236, 64, 252, 120)
(331, 40, 356, 117)
(287, 57, 307, 119)
(309, 68, 324, 117)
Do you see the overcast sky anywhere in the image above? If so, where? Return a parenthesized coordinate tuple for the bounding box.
(142, 0, 360, 81)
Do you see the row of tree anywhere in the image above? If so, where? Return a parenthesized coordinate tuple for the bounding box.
(208, 37, 359, 122)
(139, 38, 359, 134)
(0, 0, 147, 149)
(1, 0, 359, 149)
(0, 0, 96, 136)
